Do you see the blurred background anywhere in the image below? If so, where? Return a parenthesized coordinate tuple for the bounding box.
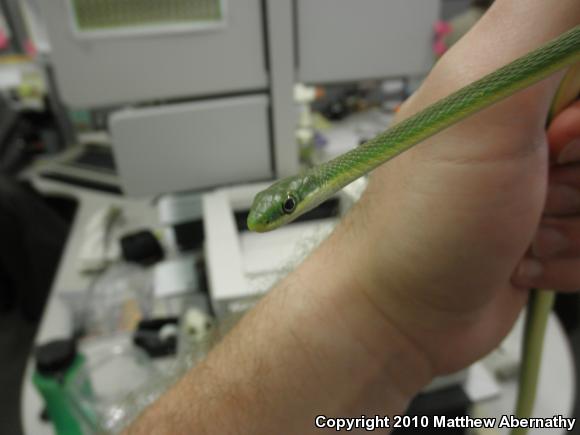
(0, 1, 578, 434)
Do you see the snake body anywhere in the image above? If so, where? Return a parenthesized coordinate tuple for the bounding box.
(247, 26, 580, 232)
(247, 25, 580, 433)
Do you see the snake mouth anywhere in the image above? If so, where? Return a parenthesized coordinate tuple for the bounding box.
(246, 213, 268, 232)
(247, 209, 290, 232)
(246, 191, 275, 232)
(246, 199, 283, 232)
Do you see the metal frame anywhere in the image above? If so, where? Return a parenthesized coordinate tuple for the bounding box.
(264, 0, 298, 178)
(0, 0, 27, 52)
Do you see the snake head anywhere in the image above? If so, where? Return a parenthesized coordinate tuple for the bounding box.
(247, 174, 321, 232)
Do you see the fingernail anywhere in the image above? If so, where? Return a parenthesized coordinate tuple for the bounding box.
(558, 139, 580, 164)
(545, 184, 580, 214)
(516, 259, 543, 282)
(532, 227, 569, 258)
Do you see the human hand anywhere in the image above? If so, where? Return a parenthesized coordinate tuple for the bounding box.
(513, 100, 580, 290)
(329, 11, 580, 376)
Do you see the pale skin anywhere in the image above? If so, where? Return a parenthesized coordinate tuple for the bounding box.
(127, 1, 580, 434)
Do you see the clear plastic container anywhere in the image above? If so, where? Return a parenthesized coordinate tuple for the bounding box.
(66, 336, 165, 434)
(86, 263, 153, 336)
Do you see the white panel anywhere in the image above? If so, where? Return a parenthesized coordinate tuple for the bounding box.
(38, 0, 268, 107)
(110, 95, 272, 196)
(202, 190, 247, 318)
(297, 0, 440, 83)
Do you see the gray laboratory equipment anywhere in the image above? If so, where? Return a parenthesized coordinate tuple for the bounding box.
(36, 0, 268, 108)
(110, 95, 271, 196)
(36, 0, 439, 196)
(37, 0, 293, 193)
(296, 0, 438, 84)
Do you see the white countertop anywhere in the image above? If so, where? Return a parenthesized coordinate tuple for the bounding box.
(20, 178, 577, 435)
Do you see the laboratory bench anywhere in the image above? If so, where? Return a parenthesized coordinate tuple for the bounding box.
(20, 175, 577, 435)
(21, 176, 162, 435)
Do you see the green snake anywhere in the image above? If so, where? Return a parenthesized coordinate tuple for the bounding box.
(248, 25, 580, 432)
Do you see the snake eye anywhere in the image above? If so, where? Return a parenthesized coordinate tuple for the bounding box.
(282, 195, 297, 214)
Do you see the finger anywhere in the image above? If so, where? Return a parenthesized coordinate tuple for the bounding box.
(530, 217, 580, 258)
(514, 94, 580, 289)
(513, 257, 580, 292)
(545, 167, 580, 216)
(547, 100, 580, 162)
(543, 101, 580, 215)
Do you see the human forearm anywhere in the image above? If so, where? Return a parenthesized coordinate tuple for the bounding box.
(126, 235, 431, 434)
(126, 1, 580, 433)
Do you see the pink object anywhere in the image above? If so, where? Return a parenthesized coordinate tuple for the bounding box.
(24, 39, 37, 56)
(433, 40, 448, 56)
(0, 30, 9, 50)
(432, 20, 453, 56)
(434, 20, 452, 35)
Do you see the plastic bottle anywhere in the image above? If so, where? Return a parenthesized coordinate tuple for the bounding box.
(32, 339, 87, 435)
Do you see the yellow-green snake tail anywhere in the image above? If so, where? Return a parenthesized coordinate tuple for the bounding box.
(512, 290, 555, 435)
(248, 25, 580, 434)
(512, 61, 580, 435)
